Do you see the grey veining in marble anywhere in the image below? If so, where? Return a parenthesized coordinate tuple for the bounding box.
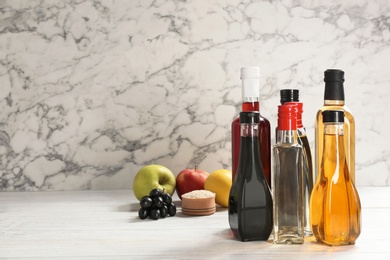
(0, 0, 389, 191)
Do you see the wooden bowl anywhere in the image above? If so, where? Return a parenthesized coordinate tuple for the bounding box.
(181, 190, 216, 216)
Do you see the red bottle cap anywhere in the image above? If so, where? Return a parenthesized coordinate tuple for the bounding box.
(284, 102, 303, 128)
(277, 105, 297, 130)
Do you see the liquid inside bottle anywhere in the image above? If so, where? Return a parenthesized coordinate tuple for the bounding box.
(285, 101, 314, 236)
(231, 67, 271, 187)
(315, 69, 355, 184)
(273, 105, 304, 244)
(229, 112, 273, 242)
(311, 110, 361, 246)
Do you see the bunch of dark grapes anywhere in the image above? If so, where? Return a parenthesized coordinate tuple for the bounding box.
(138, 189, 176, 220)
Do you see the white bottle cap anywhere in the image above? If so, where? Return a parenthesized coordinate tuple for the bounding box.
(240, 67, 260, 79)
(240, 67, 260, 101)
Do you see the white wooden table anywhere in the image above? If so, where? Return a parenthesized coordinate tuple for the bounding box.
(0, 187, 389, 259)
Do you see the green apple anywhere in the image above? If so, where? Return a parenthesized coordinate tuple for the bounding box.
(133, 164, 176, 201)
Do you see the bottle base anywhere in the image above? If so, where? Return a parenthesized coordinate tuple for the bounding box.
(274, 233, 304, 244)
(304, 229, 313, 237)
(320, 240, 356, 247)
(274, 237, 304, 245)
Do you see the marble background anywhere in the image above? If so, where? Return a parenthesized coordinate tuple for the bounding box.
(0, 0, 389, 191)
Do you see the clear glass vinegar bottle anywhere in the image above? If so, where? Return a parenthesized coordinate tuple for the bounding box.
(315, 69, 355, 183)
(285, 101, 314, 236)
(273, 105, 305, 244)
(310, 110, 361, 246)
(229, 111, 273, 242)
(231, 67, 271, 187)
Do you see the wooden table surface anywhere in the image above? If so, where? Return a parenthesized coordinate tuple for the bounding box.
(1, 187, 389, 259)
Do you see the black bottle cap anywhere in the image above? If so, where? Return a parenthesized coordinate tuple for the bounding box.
(280, 89, 299, 104)
(324, 69, 344, 82)
(324, 69, 345, 100)
(322, 110, 344, 123)
(240, 112, 260, 124)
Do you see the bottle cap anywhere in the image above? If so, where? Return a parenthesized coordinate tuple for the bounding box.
(240, 67, 260, 79)
(280, 89, 299, 104)
(284, 102, 303, 128)
(277, 105, 297, 130)
(324, 69, 345, 82)
(324, 69, 345, 100)
(322, 110, 344, 123)
(241, 67, 260, 101)
(240, 111, 260, 124)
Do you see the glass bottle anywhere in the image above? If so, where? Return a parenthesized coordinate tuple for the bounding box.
(273, 105, 304, 244)
(231, 67, 271, 187)
(229, 111, 273, 242)
(285, 101, 313, 236)
(310, 110, 361, 246)
(315, 69, 355, 183)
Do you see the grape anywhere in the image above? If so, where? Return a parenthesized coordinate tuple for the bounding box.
(149, 189, 163, 198)
(167, 203, 176, 216)
(153, 196, 164, 208)
(137, 190, 175, 220)
(160, 205, 168, 218)
(138, 208, 149, 219)
(162, 193, 172, 204)
(149, 209, 160, 220)
(140, 196, 153, 209)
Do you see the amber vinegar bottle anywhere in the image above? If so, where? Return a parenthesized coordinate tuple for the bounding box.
(310, 110, 361, 246)
(315, 69, 355, 183)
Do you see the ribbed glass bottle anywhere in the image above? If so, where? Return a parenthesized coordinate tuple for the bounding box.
(310, 110, 361, 246)
(315, 69, 355, 183)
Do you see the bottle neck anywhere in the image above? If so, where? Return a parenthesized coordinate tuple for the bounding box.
(241, 123, 259, 137)
(324, 122, 344, 136)
(242, 102, 259, 112)
(322, 122, 346, 179)
(324, 100, 345, 106)
(324, 82, 345, 101)
(276, 130, 298, 144)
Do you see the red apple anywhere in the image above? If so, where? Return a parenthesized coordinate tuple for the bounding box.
(176, 167, 209, 200)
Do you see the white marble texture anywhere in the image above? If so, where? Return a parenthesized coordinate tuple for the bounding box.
(0, 0, 389, 191)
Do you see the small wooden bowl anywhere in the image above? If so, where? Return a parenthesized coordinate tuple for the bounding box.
(181, 190, 216, 216)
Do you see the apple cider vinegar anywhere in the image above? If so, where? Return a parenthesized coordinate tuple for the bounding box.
(315, 69, 355, 184)
(311, 110, 361, 246)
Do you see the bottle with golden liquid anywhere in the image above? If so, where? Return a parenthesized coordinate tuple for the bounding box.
(310, 110, 361, 246)
(315, 69, 355, 183)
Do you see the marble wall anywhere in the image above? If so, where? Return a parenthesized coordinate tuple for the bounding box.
(0, 0, 389, 191)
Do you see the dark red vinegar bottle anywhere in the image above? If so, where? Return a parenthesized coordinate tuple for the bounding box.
(231, 67, 271, 186)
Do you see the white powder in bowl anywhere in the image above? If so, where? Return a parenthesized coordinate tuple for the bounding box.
(182, 190, 216, 199)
